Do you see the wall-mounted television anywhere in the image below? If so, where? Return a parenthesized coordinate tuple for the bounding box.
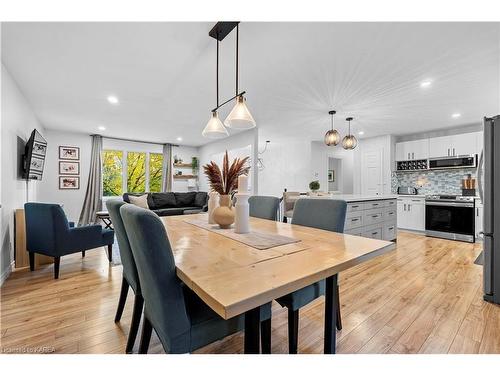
(23, 129, 47, 180)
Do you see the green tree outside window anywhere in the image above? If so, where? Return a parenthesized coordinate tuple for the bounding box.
(102, 150, 123, 196)
(127, 152, 146, 193)
(149, 153, 163, 192)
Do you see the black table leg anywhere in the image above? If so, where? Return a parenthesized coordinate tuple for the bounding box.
(244, 306, 261, 354)
(324, 274, 338, 354)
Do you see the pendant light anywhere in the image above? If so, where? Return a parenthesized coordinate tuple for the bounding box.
(342, 117, 358, 150)
(224, 24, 256, 129)
(324, 110, 340, 146)
(202, 38, 229, 139)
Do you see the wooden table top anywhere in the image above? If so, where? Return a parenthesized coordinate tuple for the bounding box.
(161, 214, 396, 319)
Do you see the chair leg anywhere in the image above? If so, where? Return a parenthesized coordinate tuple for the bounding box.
(139, 316, 153, 354)
(29, 252, 35, 271)
(287, 308, 299, 354)
(283, 216, 288, 223)
(126, 294, 144, 354)
(82, 251, 85, 258)
(336, 284, 342, 331)
(115, 277, 129, 323)
(260, 318, 272, 354)
(54, 256, 60, 279)
(107, 244, 113, 263)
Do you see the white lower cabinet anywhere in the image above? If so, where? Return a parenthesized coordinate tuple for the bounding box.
(475, 202, 483, 240)
(344, 199, 397, 241)
(397, 197, 425, 231)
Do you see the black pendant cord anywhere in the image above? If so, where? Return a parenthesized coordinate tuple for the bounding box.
(216, 39, 219, 110)
(236, 24, 239, 96)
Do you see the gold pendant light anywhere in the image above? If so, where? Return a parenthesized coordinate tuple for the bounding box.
(342, 117, 358, 150)
(324, 110, 340, 146)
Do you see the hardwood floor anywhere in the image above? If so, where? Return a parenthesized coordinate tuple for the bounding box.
(1, 231, 499, 354)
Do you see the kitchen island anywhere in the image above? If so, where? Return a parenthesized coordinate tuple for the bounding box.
(298, 194, 398, 241)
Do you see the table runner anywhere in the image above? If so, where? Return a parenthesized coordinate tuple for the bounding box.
(183, 218, 300, 250)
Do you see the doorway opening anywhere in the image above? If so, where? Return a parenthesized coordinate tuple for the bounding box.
(328, 157, 342, 194)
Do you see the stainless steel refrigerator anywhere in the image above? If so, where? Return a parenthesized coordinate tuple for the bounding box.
(480, 115, 500, 304)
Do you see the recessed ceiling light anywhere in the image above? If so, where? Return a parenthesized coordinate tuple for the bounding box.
(176, 137, 183, 142)
(451, 113, 461, 118)
(107, 95, 119, 104)
(98, 126, 106, 131)
(358, 131, 365, 135)
(420, 80, 432, 88)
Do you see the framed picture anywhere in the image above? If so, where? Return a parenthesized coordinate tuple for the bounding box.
(30, 156, 45, 172)
(32, 142, 47, 157)
(59, 146, 80, 160)
(59, 176, 80, 190)
(328, 170, 335, 182)
(59, 161, 80, 175)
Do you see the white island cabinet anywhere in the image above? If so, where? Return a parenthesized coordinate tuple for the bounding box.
(397, 196, 426, 232)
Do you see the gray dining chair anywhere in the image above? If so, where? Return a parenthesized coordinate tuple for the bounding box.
(119, 204, 273, 354)
(106, 200, 143, 354)
(276, 198, 347, 354)
(249, 196, 280, 221)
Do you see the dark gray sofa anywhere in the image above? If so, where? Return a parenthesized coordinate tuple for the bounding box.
(123, 192, 208, 217)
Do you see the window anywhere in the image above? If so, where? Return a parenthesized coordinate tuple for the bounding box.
(102, 150, 164, 196)
(102, 150, 123, 196)
(149, 153, 163, 193)
(127, 152, 146, 193)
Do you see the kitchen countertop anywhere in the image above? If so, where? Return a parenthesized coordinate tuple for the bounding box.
(302, 194, 398, 202)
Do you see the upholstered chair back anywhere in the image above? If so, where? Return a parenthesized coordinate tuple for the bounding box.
(292, 198, 347, 233)
(283, 191, 300, 212)
(106, 200, 140, 294)
(249, 196, 280, 221)
(24, 203, 70, 255)
(120, 204, 191, 352)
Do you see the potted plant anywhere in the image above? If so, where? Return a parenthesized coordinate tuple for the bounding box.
(191, 156, 199, 175)
(203, 151, 250, 228)
(309, 180, 320, 192)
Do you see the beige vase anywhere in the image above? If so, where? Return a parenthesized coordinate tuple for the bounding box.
(213, 195, 235, 229)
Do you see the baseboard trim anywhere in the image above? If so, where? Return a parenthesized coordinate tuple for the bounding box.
(0, 261, 14, 287)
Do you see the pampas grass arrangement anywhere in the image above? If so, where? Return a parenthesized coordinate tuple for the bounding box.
(203, 151, 250, 195)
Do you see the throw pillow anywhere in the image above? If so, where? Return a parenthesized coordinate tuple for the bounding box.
(129, 194, 149, 209)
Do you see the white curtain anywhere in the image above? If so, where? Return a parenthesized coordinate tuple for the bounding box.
(78, 135, 103, 225)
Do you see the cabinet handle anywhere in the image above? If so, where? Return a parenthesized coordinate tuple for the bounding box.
(453, 148, 456, 156)
(477, 208, 479, 216)
(351, 205, 359, 208)
(408, 204, 411, 211)
(351, 218, 359, 222)
(447, 148, 450, 156)
(412, 152, 414, 159)
(388, 226, 394, 230)
(404, 204, 407, 211)
(372, 214, 379, 218)
(372, 232, 378, 235)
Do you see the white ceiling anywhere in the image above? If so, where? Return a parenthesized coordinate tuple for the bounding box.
(2, 22, 499, 146)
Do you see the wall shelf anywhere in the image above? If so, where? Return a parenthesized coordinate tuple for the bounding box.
(173, 163, 193, 168)
(174, 175, 197, 179)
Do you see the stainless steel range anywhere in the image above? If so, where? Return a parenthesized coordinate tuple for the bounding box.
(425, 195, 475, 242)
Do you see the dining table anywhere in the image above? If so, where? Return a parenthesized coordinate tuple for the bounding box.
(160, 213, 395, 354)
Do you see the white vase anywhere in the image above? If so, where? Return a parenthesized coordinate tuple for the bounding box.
(234, 193, 250, 234)
(208, 191, 219, 224)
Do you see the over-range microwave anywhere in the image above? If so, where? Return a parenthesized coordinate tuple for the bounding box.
(428, 155, 477, 170)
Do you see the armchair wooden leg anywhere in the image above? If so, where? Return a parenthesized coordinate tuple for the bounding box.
(82, 251, 85, 258)
(288, 308, 299, 354)
(115, 277, 129, 323)
(54, 257, 60, 279)
(107, 244, 113, 263)
(336, 284, 342, 331)
(139, 316, 153, 354)
(126, 294, 144, 354)
(29, 252, 35, 271)
(261, 318, 272, 354)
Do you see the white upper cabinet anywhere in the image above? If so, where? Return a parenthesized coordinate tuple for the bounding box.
(428, 132, 479, 158)
(395, 139, 429, 161)
(452, 132, 478, 156)
(429, 135, 453, 158)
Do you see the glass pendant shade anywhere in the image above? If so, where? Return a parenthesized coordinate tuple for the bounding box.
(342, 134, 358, 150)
(324, 129, 340, 146)
(224, 95, 256, 129)
(202, 111, 229, 138)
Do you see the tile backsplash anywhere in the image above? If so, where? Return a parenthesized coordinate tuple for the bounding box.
(391, 168, 478, 195)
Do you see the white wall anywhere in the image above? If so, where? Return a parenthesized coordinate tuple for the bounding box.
(310, 141, 354, 194)
(198, 129, 258, 193)
(1, 63, 45, 284)
(38, 130, 92, 222)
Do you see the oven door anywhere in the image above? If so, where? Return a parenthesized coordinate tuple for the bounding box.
(425, 201, 475, 242)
